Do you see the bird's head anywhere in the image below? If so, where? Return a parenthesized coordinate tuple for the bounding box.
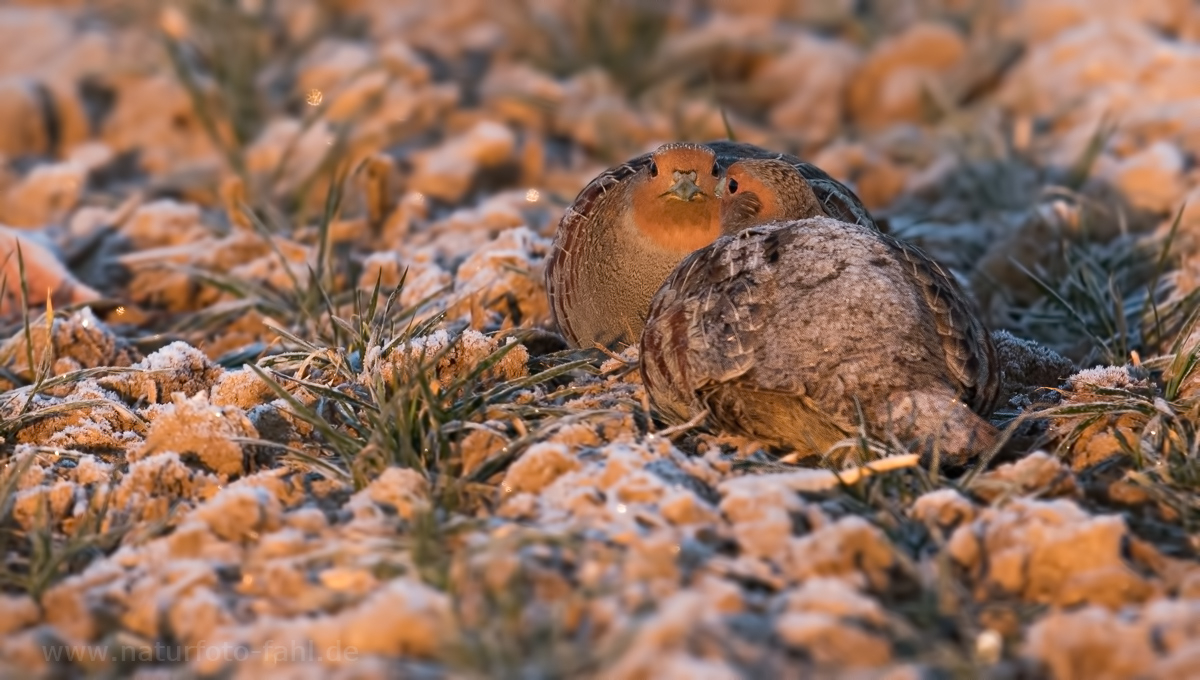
(629, 143, 722, 251)
(719, 158, 824, 235)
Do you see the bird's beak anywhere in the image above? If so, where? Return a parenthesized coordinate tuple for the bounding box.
(666, 172, 703, 201)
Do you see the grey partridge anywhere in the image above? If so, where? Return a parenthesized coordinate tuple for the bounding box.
(640, 158, 1001, 465)
(545, 141, 877, 350)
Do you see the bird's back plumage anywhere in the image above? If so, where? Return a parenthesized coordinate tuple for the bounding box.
(641, 217, 998, 464)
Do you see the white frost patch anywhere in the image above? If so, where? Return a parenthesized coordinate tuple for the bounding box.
(199, 577, 450, 674)
(347, 467, 429, 522)
(189, 484, 283, 543)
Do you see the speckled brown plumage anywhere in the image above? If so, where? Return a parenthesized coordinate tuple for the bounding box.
(641, 159, 1000, 465)
(545, 141, 877, 350)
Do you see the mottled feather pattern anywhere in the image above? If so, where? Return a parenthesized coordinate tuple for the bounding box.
(643, 223, 813, 419)
(883, 234, 1001, 415)
(545, 153, 652, 346)
(643, 221, 857, 451)
(640, 289, 694, 423)
(642, 217, 999, 463)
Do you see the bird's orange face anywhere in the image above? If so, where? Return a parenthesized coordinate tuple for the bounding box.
(629, 143, 722, 252)
(718, 161, 785, 234)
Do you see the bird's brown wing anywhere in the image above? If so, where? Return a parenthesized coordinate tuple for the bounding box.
(545, 152, 654, 345)
(642, 225, 848, 450)
(882, 234, 1001, 416)
(647, 234, 761, 386)
(705, 140, 878, 231)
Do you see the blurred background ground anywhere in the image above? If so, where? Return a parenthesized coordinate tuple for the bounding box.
(0, 1, 1199, 678)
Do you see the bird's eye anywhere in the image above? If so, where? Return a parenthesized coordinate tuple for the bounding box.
(727, 178, 739, 194)
(649, 161, 658, 178)
(711, 162, 720, 177)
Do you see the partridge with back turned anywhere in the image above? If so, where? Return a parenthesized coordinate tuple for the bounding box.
(640, 158, 1001, 465)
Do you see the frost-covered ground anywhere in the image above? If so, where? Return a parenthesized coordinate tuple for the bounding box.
(1, 1, 1200, 678)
